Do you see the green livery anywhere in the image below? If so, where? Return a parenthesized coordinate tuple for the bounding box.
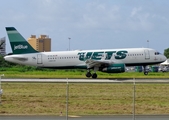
(77, 50, 128, 61)
(6, 27, 38, 54)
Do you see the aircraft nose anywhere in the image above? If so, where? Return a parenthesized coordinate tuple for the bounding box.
(163, 55, 167, 61)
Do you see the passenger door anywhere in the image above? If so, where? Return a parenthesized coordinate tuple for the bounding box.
(144, 50, 150, 59)
(37, 54, 43, 64)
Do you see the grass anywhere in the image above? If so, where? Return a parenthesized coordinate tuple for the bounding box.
(0, 70, 169, 115)
(0, 83, 169, 115)
(1, 70, 169, 79)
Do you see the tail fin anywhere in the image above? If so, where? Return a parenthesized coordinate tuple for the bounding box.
(5, 27, 38, 54)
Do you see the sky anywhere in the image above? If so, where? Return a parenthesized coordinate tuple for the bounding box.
(0, 0, 169, 54)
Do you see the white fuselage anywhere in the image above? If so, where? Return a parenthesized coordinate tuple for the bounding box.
(4, 48, 166, 68)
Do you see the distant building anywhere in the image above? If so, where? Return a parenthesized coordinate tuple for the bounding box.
(28, 35, 51, 52)
(0, 37, 6, 55)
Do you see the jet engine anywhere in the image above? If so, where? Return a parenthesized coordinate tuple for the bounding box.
(101, 63, 125, 73)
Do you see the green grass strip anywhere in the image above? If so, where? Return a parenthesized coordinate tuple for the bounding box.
(0, 83, 169, 115)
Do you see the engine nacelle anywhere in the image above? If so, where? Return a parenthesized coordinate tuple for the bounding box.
(101, 63, 125, 73)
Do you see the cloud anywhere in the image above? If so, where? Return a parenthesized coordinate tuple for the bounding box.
(130, 7, 142, 17)
(76, 2, 121, 30)
(127, 7, 154, 31)
(1, 0, 169, 53)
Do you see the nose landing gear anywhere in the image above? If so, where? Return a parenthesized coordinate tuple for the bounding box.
(143, 66, 149, 75)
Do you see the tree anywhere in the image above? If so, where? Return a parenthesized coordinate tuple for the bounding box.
(164, 48, 169, 58)
(0, 55, 17, 67)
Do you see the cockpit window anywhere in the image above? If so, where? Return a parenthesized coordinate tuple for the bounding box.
(155, 52, 161, 55)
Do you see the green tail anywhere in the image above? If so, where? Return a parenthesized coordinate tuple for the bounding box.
(6, 27, 38, 54)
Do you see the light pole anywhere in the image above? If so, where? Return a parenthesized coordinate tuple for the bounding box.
(0, 74, 4, 105)
(68, 38, 71, 51)
(147, 40, 149, 48)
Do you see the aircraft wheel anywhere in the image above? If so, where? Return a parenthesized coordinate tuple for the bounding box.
(86, 72, 92, 78)
(144, 72, 148, 75)
(92, 73, 97, 79)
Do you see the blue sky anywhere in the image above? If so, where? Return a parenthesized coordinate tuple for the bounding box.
(1, 0, 169, 53)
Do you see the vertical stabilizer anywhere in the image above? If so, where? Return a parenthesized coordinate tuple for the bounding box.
(6, 27, 38, 54)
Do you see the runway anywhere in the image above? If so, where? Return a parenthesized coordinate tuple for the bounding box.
(0, 115, 169, 120)
(1, 78, 169, 83)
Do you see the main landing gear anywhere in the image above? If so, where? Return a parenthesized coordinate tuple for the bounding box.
(86, 69, 98, 79)
(143, 66, 148, 75)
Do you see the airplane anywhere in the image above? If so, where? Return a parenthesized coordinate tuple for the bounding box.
(4, 27, 167, 79)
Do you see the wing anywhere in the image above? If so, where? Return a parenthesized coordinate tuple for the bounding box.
(85, 59, 114, 69)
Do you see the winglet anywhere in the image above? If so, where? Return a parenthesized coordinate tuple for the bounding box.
(6, 27, 38, 54)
